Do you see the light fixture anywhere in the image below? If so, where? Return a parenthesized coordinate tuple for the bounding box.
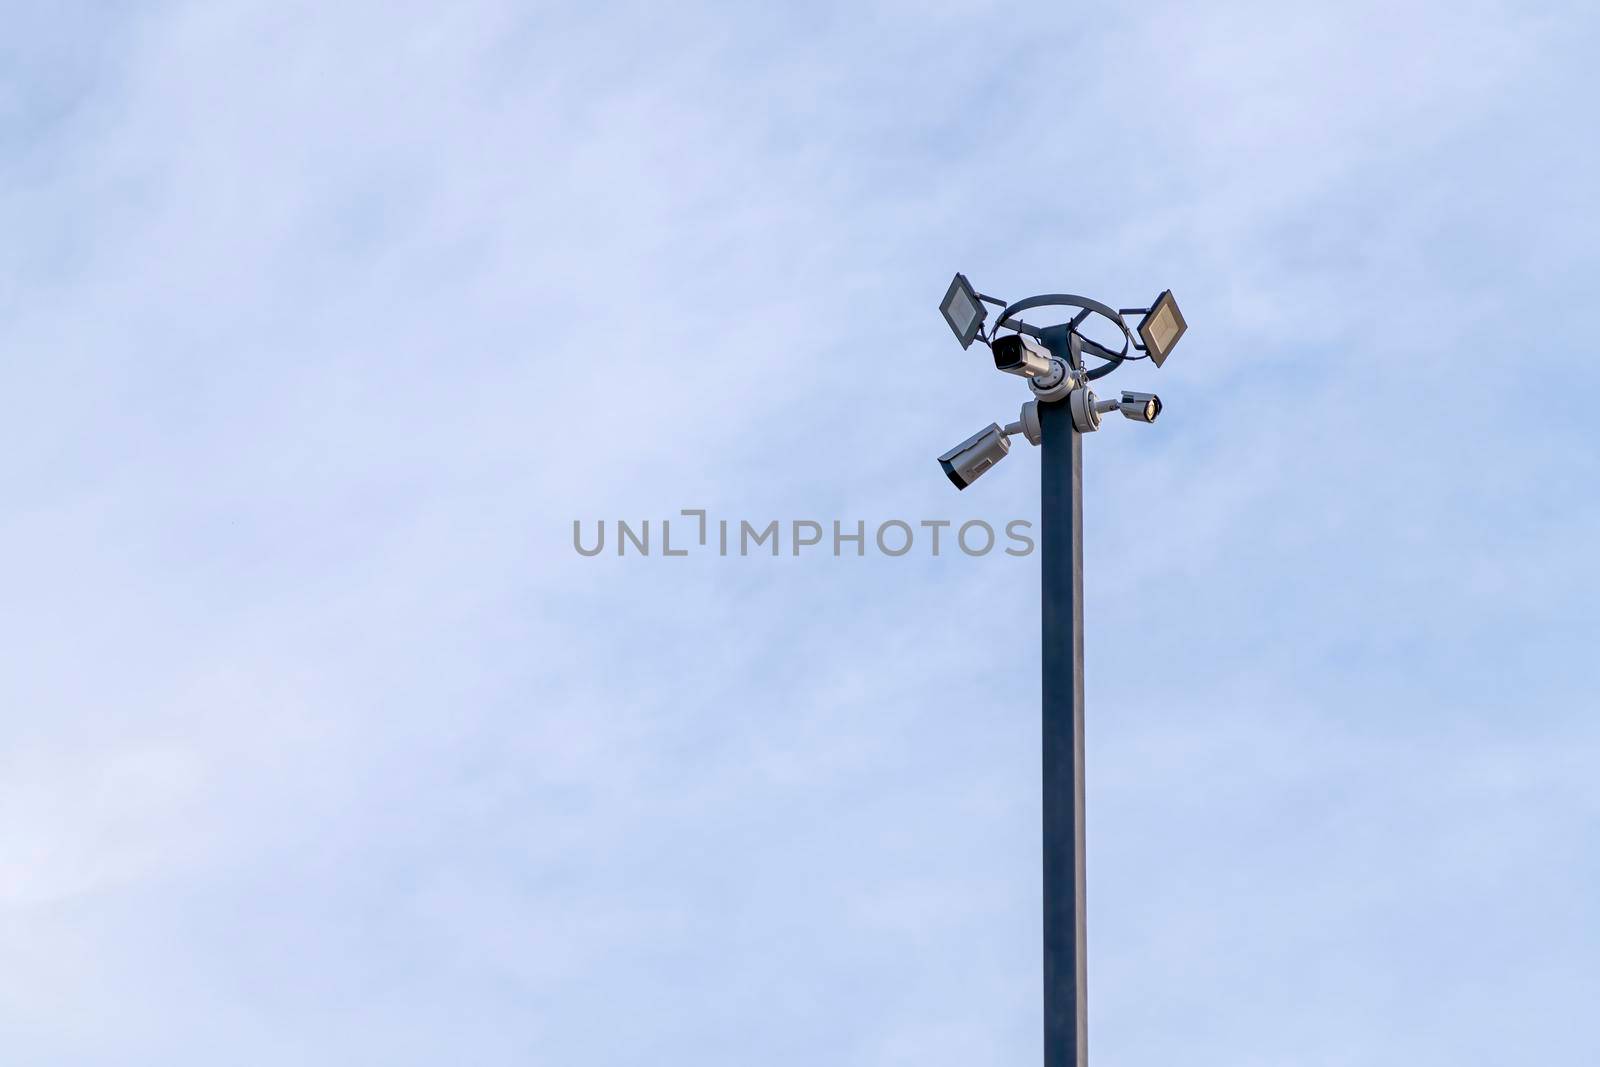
(939, 273, 986, 350)
(1136, 290, 1187, 367)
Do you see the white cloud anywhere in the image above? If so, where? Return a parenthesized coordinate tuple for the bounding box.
(1, 1, 1597, 1063)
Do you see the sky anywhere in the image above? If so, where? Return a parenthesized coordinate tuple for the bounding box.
(2, 1, 1598, 1064)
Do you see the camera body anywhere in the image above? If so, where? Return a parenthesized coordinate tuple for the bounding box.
(1118, 391, 1162, 423)
(937, 423, 1011, 490)
(990, 335, 1055, 379)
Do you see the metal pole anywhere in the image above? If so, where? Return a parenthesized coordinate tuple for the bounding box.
(1039, 328, 1087, 1067)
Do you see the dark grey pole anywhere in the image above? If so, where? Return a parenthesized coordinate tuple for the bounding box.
(1039, 328, 1087, 1067)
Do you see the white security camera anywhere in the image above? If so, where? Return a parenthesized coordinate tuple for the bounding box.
(990, 335, 1055, 379)
(938, 423, 1012, 490)
(1117, 391, 1162, 423)
(1065, 389, 1165, 433)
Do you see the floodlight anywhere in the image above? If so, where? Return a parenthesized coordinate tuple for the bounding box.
(1135, 290, 1187, 367)
(938, 423, 1010, 490)
(940, 273, 986, 350)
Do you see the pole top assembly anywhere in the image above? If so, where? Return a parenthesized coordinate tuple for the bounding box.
(935, 273, 1189, 489)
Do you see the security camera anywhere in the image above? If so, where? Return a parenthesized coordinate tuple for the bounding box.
(1118, 391, 1162, 423)
(1065, 389, 1164, 433)
(938, 423, 1011, 490)
(990, 335, 1055, 379)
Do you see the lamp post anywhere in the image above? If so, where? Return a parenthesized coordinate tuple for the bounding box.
(1038, 324, 1088, 1067)
(936, 280, 1187, 1067)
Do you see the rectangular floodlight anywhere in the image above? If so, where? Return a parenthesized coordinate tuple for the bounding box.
(1136, 290, 1187, 367)
(940, 272, 986, 350)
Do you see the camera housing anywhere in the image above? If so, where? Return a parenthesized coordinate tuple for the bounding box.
(991, 335, 1055, 379)
(1118, 391, 1162, 423)
(938, 423, 1011, 490)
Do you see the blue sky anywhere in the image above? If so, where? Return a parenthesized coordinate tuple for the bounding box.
(3, 2, 1598, 1064)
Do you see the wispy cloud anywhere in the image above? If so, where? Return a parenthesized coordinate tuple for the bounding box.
(1, 1, 1597, 1064)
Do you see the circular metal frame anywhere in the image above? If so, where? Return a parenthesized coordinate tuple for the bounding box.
(995, 294, 1137, 381)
